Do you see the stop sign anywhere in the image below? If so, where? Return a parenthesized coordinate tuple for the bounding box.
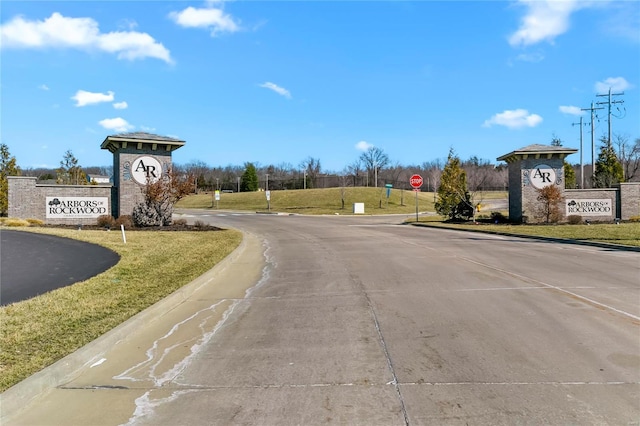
(410, 174, 423, 189)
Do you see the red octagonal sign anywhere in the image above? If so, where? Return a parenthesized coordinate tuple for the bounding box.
(410, 174, 423, 189)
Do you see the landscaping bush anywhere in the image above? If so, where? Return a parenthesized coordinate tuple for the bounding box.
(115, 215, 134, 229)
(172, 218, 188, 227)
(26, 218, 44, 226)
(132, 201, 171, 227)
(490, 211, 509, 224)
(96, 215, 116, 228)
(630, 216, 640, 222)
(2, 218, 29, 227)
(567, 215, 582, 225)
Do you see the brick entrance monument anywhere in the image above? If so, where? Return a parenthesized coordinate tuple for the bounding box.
(497, 144, 577, 223)
(101, 132, 185, 218)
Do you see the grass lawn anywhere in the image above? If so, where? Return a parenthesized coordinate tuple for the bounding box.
(415, 221, 640, 247)
(0, 227, 242, 392)
(177, 187, 444, 215)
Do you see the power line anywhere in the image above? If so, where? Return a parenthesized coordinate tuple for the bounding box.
(596, 88, 624, 145)
(581, 102, 604, 178)
(572, 116, 586, 188)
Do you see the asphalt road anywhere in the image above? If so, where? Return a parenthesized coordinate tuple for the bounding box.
(0, 229, 120, 306)
(4, 211, 639, 425)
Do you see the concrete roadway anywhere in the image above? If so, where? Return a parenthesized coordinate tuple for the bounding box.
(3, 211, 639, 425)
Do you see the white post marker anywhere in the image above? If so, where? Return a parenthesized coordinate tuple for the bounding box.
(410, 174, 423, 222)
(121, 224, 127, 244)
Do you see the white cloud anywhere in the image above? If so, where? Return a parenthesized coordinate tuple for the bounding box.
(559, 105, 583, 115)
(71, 90, 114, 107)
(113, 101, 128, 110)
(259, 82, 291, 99)
(508, 0, 586, 47)
(482, 109, 543, 129)
(0, 12, 172, 63)
(99, 117, 134, 132)
(594, 77, 633, 93)
(169, 6, 239, 36)
(355, 141, 374, 151)
(38, 84, 49, 91)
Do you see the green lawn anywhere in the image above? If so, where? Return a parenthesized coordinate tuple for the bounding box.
(177, 187, 447, 215)
(415, 221, 640, 247)
(0, 227, 242, 392)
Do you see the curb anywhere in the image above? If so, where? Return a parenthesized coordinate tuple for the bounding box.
(0, 232, 251, 423)
(410, 222, 640, 252)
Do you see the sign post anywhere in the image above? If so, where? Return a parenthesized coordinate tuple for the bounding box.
(266, 190, 271, 211)
(409, 174, 423, 222)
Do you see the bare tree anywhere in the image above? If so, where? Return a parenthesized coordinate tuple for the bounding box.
(535, 185, 564, 223)
(132, 168, 195, 227)
(300, 157, 321, 189)
(420, 159, 443, 193)
(347, 160, 364, 187)
(614, 134, 640, 182)
(359, 147, 389, 187)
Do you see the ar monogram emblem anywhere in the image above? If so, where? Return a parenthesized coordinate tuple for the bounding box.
(131, 156, 163, 185)
(529, 164, 556, 189)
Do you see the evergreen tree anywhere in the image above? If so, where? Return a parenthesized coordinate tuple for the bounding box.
(57, 149, 87, 185)
(564, 162, 576, 189)
(1, 144, 21, 216)
(240, 162, 259, 192)
(593, 137, 624, 188)
(435, 149, 471, 220)
(550, 135, 577, 189)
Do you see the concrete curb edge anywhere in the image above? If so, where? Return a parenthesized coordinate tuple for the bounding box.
(0, 231, 251, 422)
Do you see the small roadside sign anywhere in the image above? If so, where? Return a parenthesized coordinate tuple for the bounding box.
(265, 191, 271, 201)
(215, 190, 220, 201)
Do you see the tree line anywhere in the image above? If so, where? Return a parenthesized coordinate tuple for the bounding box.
(2, 134, 639, 218)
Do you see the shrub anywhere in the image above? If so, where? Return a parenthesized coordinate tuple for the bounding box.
(132, 201, 170, 227)
(26, 218, 44, 226)
(172, 218, 188, 227)
(194, 220, 207, 228)
(115, 215, 134, 228)
(96, 215, 116, 228)
(630, 216, 640, 222)
(2, 218, 30, 227)
(567, 215, 582, 225)
(490, 212, 509, 224)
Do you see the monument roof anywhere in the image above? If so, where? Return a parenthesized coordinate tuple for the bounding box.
(497, 144, 578, 162)
(101, 132, 185, 152)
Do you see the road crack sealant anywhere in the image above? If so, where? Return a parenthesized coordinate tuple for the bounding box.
(118, 237, 275, 426)
(350, 274, 411, 426)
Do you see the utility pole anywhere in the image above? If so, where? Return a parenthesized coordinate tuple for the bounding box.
(596, 88, 624, 146)
(581, 102, 604, 183)
(572, 116, 585, 188)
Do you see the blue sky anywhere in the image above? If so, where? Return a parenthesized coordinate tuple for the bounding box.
(1, 1, 638, 172)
